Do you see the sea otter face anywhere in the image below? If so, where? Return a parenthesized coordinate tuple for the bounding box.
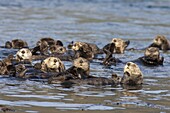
(153, 35, 167, 46)
(73, 57, 90, 73)
(72, 42, 83, 51)
(49, 45, 66, 54)
(111, 38, 130, 53)
(41, 57, 65, 72)
(145, 47, 160, 60)
(16, 48, 32, 61)
(121, 62, 143, 85)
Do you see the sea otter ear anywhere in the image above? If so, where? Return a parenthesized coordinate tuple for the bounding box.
(124, 40, 130, 48)
(56, 40, 63, 46)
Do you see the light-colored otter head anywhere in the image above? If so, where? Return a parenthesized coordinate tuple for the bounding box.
(72, 42, 84, 51)
(72, 42, 94, 60)
(145, 47, 160, 60)
(73, 57, 90, 74)
(41, 57, 65, 72)
(111, 38, 130, 54)
(121, 62, 143, 85)
(16, 48, 32, 61)
(153, 35, 168, 46)
(49, 45, 66, 54)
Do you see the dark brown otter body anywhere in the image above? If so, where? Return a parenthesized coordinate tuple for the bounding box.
(61, 74, 121, 86)
(5, 39, 28, 49)
(32, 38, 64, 55)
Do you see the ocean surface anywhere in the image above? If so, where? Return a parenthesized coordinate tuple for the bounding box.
(0, 0, 170, 113)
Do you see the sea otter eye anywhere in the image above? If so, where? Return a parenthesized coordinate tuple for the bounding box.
(113, 39, 117, 42)
(54, 59, 58, 63)
(60, 48, 63, 51)
(155, 38, 158, 41)
(21, 50, 25, 54)
(127, 62, 131, 66)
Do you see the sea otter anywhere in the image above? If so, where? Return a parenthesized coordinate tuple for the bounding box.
(41, 57, 65, 73)
(48, 57, 90, 84)
(121, 62, 143, 85)
(49, 45, 66, 55)
(103, 38, 130, 54)
(149, 35, 170, 52)
(66, 57, 90, 78)
(5, 39, 28, 49)
(32, 38, 64, 55)
(133, 47, 164, 66)
(16, 48, 32, 62)
(70, 42, 94, 60)
(60, 73, 121, 87)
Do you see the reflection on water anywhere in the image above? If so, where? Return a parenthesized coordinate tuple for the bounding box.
(0, 0, 170, 113)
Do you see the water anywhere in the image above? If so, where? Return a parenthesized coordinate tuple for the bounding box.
(0, 0, 170, 113)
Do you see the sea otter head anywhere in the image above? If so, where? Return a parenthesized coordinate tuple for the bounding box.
(153, 35, 168, 46)
(145, 47, 160, 61)
(16, 48, 32, 61)
(111, 38, 130, 54)
(73, 57, 90, 74)
(121, 62, 143, 85)
(72, 42, 84, 51)
(41, 57, 65, 72)
(49, 45, 66, 54)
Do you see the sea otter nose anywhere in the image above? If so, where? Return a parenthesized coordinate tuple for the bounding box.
(21, 50, 25, 54)
(80, 60, 83, 64)
(54, 59, 57, 63)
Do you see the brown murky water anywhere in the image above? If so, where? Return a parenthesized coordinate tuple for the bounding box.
(0, 0, 170, 113)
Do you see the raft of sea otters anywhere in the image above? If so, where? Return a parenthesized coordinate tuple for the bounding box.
(0, 35, 168, 87)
